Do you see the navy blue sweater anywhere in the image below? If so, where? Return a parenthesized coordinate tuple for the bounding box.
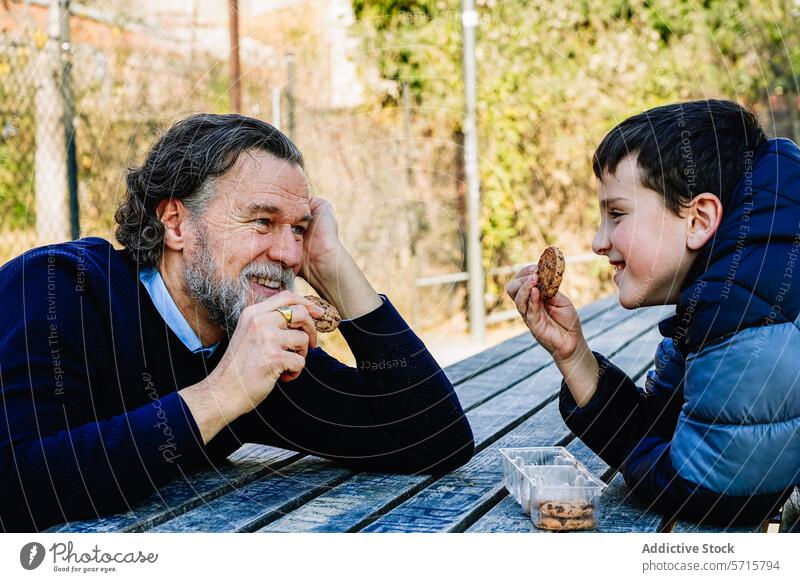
(0, 238, 474, 532)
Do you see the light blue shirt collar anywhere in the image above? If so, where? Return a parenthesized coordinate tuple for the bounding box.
(139, 267, 219, 357)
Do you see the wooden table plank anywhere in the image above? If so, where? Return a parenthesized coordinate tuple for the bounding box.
(608, 328, 663, 382)
(593, 473, 665, 532)
(584, 306, 671, 356)
(360, 399, 572, 533)
(453, 301, 635, 411)
(258, 471, 432, 532)
(147, 456, 353, 532)
(445, 294, 619, 386)
(44, 444, 301, 533)
(779, 487, 800, 533)
(258, 307, 666, 533)
(671, 520, 766, 533)
(466, 309, 666, 446)
(565, 438, 613, 481)
(464, 495, 532, 533)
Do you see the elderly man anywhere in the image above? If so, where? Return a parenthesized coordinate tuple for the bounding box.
(0, 114, 474, 532)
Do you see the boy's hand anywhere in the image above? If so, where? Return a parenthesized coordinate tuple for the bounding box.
(506, 264, 583, 362)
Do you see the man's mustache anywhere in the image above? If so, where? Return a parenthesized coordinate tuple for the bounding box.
(240, 261, 295, 287)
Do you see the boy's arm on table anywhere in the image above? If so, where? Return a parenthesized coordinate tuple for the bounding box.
(558, 338, 789, 525)
(558, 338, 684, 471)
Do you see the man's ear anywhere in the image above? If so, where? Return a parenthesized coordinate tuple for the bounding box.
(686, 192, 723, 251)
(157, 198, 189, 252)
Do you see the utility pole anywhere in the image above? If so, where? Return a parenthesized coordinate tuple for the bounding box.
(461, 0, 485, 342)
(228, 0, 242, 113)
(59, 0, 79, 240)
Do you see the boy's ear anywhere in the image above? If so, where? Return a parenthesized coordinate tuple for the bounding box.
(686, 193, 723, 251)
(157, 198, 189, 252)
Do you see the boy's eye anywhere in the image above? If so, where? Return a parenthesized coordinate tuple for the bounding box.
(607, 210, 624, 219)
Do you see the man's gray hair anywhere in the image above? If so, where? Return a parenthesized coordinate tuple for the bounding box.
(114, 113, 304, 268)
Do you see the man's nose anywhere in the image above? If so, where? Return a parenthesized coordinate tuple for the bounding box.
(266, 225, 302, 268)
(592, 222, 610, 255)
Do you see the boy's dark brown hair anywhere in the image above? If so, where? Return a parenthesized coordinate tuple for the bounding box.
(592, 99, 766, 213)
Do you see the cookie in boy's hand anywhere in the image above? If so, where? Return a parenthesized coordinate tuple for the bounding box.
(304, 295, 341, 333)
(536, 246, 565, 299)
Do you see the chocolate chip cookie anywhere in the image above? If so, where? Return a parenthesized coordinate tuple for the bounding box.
(537, 246, 565, 299)
(539, 500, 595, 519)
(536, 515, 596, 531)
(304, 295, 341, 333)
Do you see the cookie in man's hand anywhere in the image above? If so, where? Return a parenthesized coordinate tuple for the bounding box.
(536, 246, 565, 299)
(304, 295, 341, 333)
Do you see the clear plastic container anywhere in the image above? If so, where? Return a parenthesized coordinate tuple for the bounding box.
(498, 446, 605, 531)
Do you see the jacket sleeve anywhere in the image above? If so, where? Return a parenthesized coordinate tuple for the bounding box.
(225, 295, 475, 475)
(558, 339, 684, 471)
(0, 249, 211, 532)
(558, 339, 788, 525)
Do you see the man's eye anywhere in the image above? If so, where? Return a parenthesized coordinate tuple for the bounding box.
(292, 225, 307, 235)
(253, 218, 271, 227)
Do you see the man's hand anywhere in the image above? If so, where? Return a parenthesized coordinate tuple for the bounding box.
(300, 197, 383, 320)
(301, 197, 341, 278)
(179, 291, 324, 444)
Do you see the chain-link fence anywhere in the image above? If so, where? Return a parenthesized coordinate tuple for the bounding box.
(0, 22, 63, 261)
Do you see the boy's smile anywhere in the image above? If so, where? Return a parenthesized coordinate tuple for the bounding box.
(592, 155, 698, 308)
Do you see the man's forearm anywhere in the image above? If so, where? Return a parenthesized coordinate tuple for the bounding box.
(178, 383, 242, 445)
(306, 244, 383, 320)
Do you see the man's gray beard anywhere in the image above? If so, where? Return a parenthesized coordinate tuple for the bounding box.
(184, 224, 296, 335)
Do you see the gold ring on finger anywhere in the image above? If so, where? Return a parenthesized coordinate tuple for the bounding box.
(276, 305, 293, 325)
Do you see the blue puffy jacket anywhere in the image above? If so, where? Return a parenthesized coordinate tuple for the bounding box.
(560, 138, 800, 525)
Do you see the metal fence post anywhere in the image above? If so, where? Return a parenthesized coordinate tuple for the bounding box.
(461, 0, 485, 342)
(59, 0, 79, 240)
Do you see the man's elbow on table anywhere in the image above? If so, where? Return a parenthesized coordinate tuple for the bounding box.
(409, 417, 476, 475)
(431, 435, 475, 474)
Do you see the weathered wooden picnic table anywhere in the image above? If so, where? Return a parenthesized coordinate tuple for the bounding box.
(46, 295, 799, 534)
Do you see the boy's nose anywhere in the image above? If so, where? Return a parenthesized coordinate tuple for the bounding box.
(592, 225, 610, 255)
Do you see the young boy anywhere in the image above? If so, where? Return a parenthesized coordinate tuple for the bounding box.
(507, 99, 800, 526)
